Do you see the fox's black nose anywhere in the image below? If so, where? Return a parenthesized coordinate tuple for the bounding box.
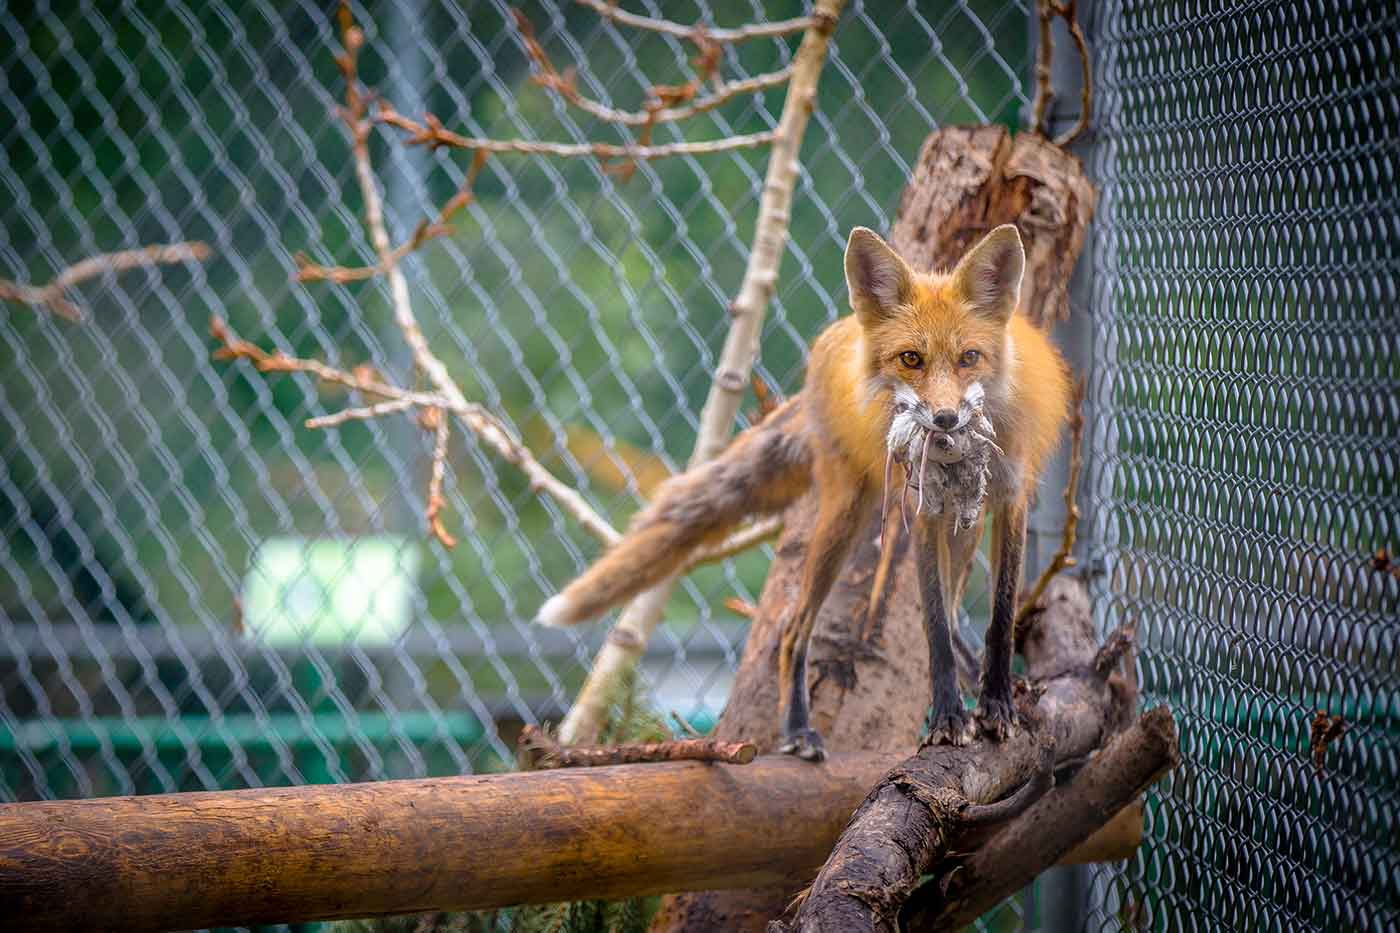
(932, 409, 958, 430)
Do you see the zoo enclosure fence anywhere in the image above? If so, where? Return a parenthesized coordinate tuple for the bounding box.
(1, 1, 1397, 932)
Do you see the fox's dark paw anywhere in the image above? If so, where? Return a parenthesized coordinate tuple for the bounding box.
(921, 700, 973, 748)
(778, 728, 827, 762)
(976, 694, 1018, 741)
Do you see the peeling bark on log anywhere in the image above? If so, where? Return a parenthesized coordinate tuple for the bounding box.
(651, 125, 1096, 933)
(774, 576, 1149, 932)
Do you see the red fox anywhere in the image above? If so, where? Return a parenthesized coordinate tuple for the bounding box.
(538, 225, 1070, 760)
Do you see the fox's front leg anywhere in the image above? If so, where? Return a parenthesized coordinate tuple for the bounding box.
(777, 476, 869, 762)
(915, 514, 977, 746)
(979, 500, 1028, 739)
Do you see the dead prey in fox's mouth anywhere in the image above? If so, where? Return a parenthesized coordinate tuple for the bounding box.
(881, 381, 1002, 538)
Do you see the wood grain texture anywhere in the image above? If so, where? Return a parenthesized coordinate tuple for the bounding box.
(0, 752, 902, 932)
(651, 125, 1097, 933)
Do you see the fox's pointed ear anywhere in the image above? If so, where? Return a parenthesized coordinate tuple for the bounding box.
(950, 224, 1025, 324)
(845, 227, 913, 324)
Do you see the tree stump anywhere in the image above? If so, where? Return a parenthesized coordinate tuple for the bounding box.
(650, 125, 1097, 933)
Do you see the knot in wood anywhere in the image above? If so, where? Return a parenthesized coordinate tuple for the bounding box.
(606, 628, 644, 653)
(715, 368, 747, 392)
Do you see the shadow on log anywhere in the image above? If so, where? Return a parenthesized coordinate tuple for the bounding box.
(651, 125, 1097, 933)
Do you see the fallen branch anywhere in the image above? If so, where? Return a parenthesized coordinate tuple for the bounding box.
(0, 241, 210, 321)
(1016, 377, 1085, 629)
(558, 0, 848, 747)
(517, 724, 756, 769)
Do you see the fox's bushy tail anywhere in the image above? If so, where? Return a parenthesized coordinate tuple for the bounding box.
(536, 397, 812, 628)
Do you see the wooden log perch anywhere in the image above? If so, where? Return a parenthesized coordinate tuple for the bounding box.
(1, 753, 906, 932)
(0, 687, 1140, 933)
(651, 124, 1097, 933)
(773, 576, 1163, 932)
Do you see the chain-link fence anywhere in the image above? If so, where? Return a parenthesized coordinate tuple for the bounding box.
(0, 0, 1029, 801)
(6, 0, 1398, 930)
(1084, 0, 1398, 930)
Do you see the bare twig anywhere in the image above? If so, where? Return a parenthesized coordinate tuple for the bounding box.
(211, 314, 622, 549)
(749, 371, 781, 421)
(688, 514, 782, 569)
(575, 0, 814, 44)
(1029, 0, 1093, 146)
(723, 597, 759, 620)
(1050, 0, 1092, 146)
(211, 316, 438, 402)
(670, 710, 705, 738)
(425, 408, 456, 549)
(1016, 377, 1085, 629)
(517, 724, 756, 770)
(1309, 710, 1347, 774)
(304, 398, 417, 429)
(1370, 548, 1400, 581)
(211, 6, 625, 550)
(1029, 0, 1055, 135)
(512, 9, 791, 129)
(377, 103, 776, 161)
(1, 242, 210, 321)
(294, 3, 633, 549)
(294, 151, 487, 284)
(559, 0, 847, 746)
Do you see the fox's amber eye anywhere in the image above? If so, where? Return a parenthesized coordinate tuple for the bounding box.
(959, 349, 981, 367)
(899, 351, 923, 369)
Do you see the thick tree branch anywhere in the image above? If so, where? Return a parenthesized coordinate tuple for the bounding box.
(903, 707, 1179, 931)
(777, 577, 1154, 932)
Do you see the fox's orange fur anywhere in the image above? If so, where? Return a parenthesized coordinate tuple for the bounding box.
(539, 225, 1069, 759)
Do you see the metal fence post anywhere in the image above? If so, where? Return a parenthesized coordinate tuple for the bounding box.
(1024, 1, 1102, 929)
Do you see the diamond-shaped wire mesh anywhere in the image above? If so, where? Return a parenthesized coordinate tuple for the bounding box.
(1084, 1, 1399, 930)
(0, 0, 1030, 813)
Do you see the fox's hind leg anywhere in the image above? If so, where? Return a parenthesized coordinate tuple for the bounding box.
(777, 472, 870, 762)
(978, 500, 1027, 739)
(916, 514, 978, 746)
